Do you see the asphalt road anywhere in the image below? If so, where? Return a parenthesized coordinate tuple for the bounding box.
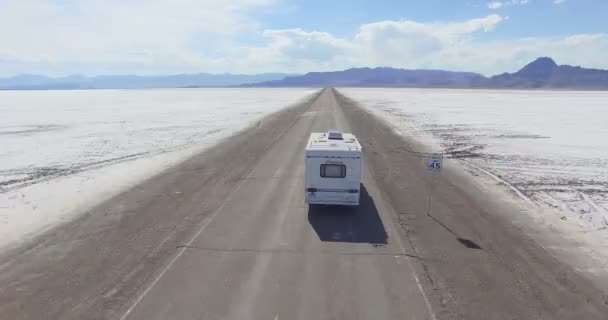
(1, 88, 607, 319)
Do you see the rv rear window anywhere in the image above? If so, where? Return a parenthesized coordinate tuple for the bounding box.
(320, 164, 346, 178)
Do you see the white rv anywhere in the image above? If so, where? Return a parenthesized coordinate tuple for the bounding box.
(305, 130, 362, 206)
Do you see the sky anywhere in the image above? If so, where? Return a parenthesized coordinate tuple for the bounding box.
(0, 0, 607, 77)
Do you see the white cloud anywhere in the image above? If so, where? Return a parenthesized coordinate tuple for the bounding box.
(488, 1, 504, 9)
(0, 0, 276, 75)
(487, 0, 529, 10)
(241, 28, 352, 72)
(554, 0, 566, 4)
(259, 29, 350, 62)
(350, 15, 504, 68)
(243, 14, 608, 76)
(236, 15, 506, 73)
(0, 2, 606, 77)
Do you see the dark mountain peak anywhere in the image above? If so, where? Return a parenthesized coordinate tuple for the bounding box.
(489, 57, 608, 89)
(516, 57, 558, 79)
(527, 57, 558, 68)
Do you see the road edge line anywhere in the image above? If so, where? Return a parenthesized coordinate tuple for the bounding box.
(118, 163, 258, 320)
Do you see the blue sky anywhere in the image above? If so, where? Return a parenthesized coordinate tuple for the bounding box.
(0, 0, 607, 76)
(262, 0, 607, 38)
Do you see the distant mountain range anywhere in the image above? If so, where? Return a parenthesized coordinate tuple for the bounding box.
(245, 58, 608, 89)
(2, 57, 607, 90)
(0, 73, 295, 90)
(243, 68, 486, 88)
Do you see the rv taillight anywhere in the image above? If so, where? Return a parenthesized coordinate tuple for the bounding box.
(307, 188, 317, 192)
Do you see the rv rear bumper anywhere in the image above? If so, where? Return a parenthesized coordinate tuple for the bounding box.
(306, 199, 360, 206)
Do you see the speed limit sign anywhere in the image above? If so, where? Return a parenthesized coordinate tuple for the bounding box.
(428, 154, 443, 172)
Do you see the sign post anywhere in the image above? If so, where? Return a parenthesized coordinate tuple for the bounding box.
(426, 153, 443, 217)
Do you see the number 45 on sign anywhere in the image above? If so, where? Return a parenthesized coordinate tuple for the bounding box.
(428, 154, 443, 172)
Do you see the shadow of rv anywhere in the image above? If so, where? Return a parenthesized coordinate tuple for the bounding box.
(307, 185, 388, 244)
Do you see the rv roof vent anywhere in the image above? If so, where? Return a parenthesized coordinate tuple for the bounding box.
(327, 130, 343, 140)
